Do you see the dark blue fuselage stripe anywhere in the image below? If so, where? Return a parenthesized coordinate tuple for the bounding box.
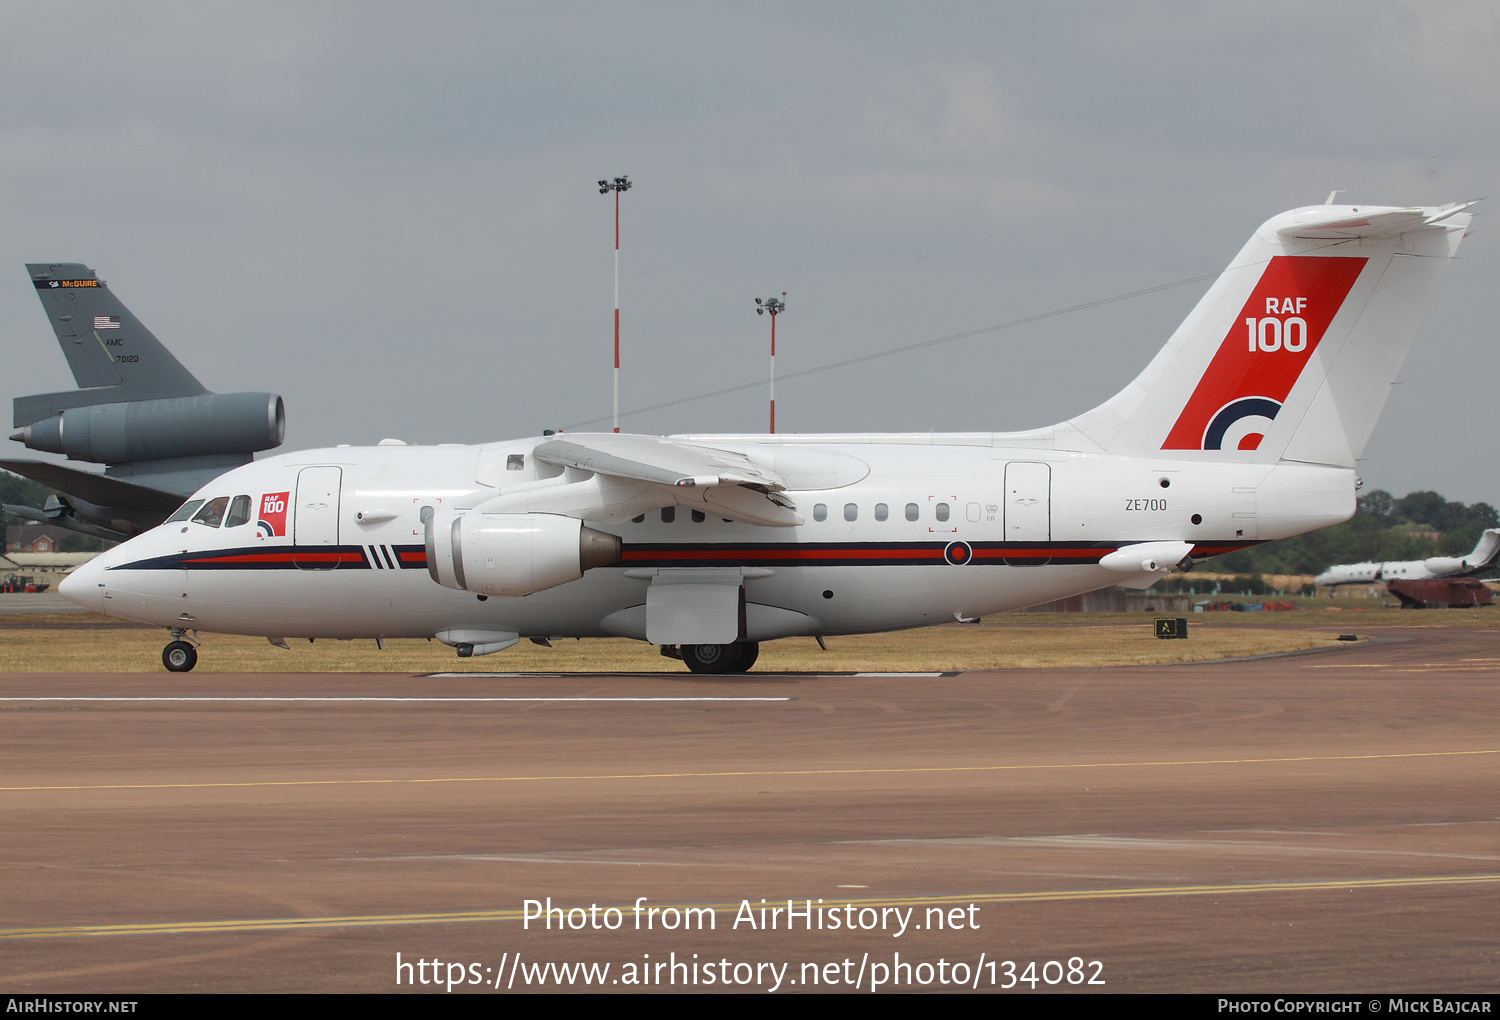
(110, 540, 1256, 572)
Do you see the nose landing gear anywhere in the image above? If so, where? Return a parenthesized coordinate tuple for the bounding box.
(162, 641, 198, 672)
(162, 628, 199, 672)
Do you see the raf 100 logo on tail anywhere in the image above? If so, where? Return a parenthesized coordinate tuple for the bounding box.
(1162, 256, 1365, 451)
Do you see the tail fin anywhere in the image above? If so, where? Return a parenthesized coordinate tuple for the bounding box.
(1065, 203, 1476, 467)
(17, 263, 206, 426)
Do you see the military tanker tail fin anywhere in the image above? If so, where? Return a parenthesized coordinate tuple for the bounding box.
(16, 263, 207, 427)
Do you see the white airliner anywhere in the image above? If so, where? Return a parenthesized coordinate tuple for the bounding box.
(1315, 528, 1500, 586)
(61, 201, 1476, 673)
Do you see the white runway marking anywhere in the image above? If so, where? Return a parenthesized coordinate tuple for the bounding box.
(0, 696, 792, 704)
(424, 671, 951, 678)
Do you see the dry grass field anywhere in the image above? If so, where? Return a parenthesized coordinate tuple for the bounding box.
(5, 594, 1486, 673)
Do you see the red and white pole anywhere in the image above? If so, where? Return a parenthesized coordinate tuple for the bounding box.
(599, 176, 631, 434)
(756, 292, 786, 434)
(613, 187, 620, 433)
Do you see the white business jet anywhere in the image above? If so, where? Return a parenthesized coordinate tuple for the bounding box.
(1315, 528, 1500, 586)
(61, 201, 1476, 673)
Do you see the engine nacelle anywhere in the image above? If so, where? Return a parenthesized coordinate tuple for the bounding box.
(425, 510, 621, 596)
(14, 392, 285, 465)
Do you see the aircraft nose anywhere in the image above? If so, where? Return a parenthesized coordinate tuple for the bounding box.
(58, 556, 104, 612)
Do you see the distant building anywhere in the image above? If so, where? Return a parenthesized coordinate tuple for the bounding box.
(1397, 524, 1441, 542)
(4, 525, 73, 554)
(1018, 590, 1193, 614)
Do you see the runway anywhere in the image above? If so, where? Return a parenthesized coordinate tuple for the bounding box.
(2, 627, 1497, 992)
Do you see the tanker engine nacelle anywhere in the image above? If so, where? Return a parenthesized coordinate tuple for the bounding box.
(13, 392, 285, 465)
(424, 510, 622, 597)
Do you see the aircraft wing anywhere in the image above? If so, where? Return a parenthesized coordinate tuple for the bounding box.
(0, 458, 186, 515)
(532, 434, 801, 527)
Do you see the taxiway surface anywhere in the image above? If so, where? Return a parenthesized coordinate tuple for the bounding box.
(2, 628, 1497, 992)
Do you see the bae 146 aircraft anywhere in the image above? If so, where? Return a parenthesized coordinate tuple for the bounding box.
(1315, 528, 1500, 586)
(60, 201, 1476, 673)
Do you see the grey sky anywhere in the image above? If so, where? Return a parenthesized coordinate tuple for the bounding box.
(2, 2, 1496, 502)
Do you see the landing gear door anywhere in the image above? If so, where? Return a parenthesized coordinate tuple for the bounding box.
(293, 466, 342, 570)
(1003, 462, 1051, 566)
(645, 568, 745, 645)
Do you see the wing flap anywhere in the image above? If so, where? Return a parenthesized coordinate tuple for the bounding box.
(534, 434, 786, 489)
(529, 435, 800, 527)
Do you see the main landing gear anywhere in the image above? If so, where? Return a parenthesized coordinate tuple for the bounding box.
(163, 628, 199, 672)
(679, 641, 760, 675)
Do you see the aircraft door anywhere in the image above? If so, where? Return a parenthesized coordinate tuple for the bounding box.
(1003, 462, 1051, 566)
(293, 466, 343, 570)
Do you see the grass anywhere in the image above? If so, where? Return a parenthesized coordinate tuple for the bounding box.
(3, 594, 1491, 673)
(0, 614, 1372, 674)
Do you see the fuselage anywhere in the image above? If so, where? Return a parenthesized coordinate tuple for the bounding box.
(63, 433, 1355, 643)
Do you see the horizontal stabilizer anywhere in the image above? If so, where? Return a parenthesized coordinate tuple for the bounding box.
(15, 388, 131, 429)
(1276, 201, 1480, 239)
(0, 459, 185, 514)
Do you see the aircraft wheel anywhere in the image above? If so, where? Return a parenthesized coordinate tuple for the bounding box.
(682, 643, 739, 674)
(732, 641, 760, 673)
(162, 641, 198, 673)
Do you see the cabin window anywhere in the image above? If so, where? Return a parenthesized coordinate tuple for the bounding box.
(191, 496, 230, 528)
(506, 454, 525, 471)
(632, 514, 645, 523)
(166, 500, 205, 524)
(905, 503, 919, 522)
(844, 503, 858, 522)
(224, 495, 252, 528)
(813, 503, 828, 522)
(874, 503, 889, 521)
(935, 502, 950, 522)
(966, 502, 981, 523)
(691, 509, 705, 523)
(660, 507, 676, 523)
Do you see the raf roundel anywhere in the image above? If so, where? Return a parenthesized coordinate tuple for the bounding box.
(1203, 397, 1281, 451)
(944, 541, 973, 566)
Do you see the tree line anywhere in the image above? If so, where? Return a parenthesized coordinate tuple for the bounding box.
(1208, 489, 1500, 575)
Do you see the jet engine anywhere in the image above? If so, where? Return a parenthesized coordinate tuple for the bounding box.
(1421, 556, 1468, 577)
(425, 510, 621, 596)
(12, 392, 285, 465)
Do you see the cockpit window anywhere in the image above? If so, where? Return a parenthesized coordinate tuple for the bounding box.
(224, 495, 252, 528)
(166, 500, 205, 524)
(191, 496, 231, 528)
